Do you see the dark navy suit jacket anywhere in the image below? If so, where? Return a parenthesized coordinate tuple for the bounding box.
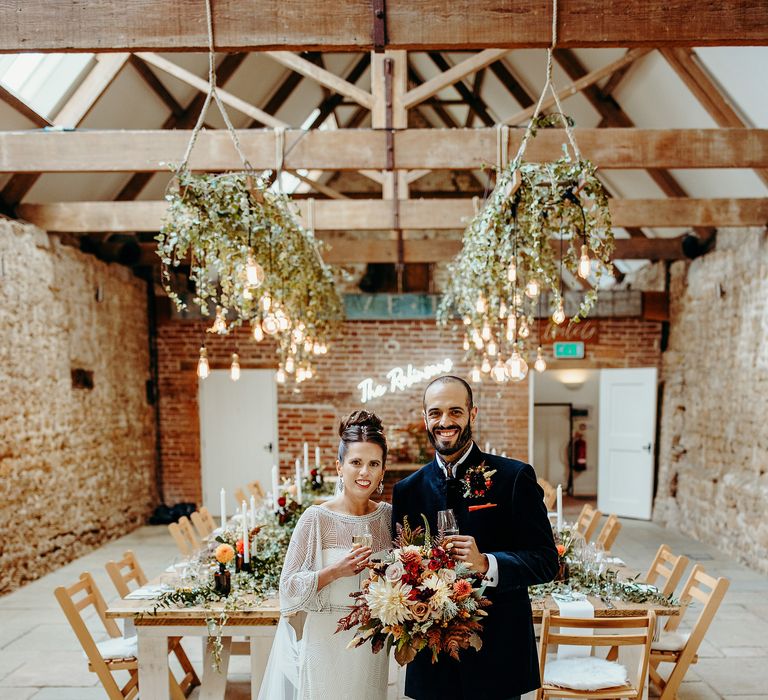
(391, 443, 558, 700)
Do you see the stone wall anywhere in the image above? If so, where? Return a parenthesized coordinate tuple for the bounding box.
(0, 220, 157, 595)
(156, 316, 662, 505)
(655, 228, 768, 573)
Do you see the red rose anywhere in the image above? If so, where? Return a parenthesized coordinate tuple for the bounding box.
(277, 496, 287, 507)
(428, 559, 440, 570)
(311, 469, 318, 476)
(236, 539, 244, 554)
(485, 479, 492, 487)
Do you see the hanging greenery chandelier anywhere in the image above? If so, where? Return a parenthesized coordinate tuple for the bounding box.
(156, 0, 342, 384)
(438, 0, 614, 383)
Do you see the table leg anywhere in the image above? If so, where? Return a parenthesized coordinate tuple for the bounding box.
(250, 627, 277, 698)
(200, 636, 232, 700)
(137, 629, 170, 700)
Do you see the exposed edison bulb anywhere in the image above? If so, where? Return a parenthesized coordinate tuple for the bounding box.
(262, 314, 279, 335)
(303, 339, 313, 353)
(261, 294, 272, 313)
(252, 323, 264, 342)
(519, 318, 530, 339)
(305, 365, 314, 380)
(292, 324, 305, 344)
(473, 333, 484, 351)
(514, 290, 523, 306)
(275, 310, 290, 332)
(312, 342, 322, 355)
(296, 366, 307, 383)
(289, 343, 298, 355)
(481, 323, 492, 342)
(319, 343, 328, 355)
(534, 346, 547, 373)
(245, 253, 265, 287)
(475, 295, 487, 313)
(481, 355, 491, 374)
(462, 337, 470, 351)
(552, 302, 566, 325)
(487, 340, 498, 357)
(211, 306, 228, 334)
(525, 278, 540, 299)
(505, 344, 529, 382)
(276, 366, 286, 384)
(463, 315, 471, 326)
(285, 356, 295, 374)
(491, 359, 507, 383)
(243, 287, 253, 301)
(230, 353, 241, 381)
(578, 244, 591, 279)
(499, 301, 507, 319)
(506, 315, 517, 343)
(507, 261, 517, 283)
(197, 346, 210, 379)
(471, 366, 482, 383)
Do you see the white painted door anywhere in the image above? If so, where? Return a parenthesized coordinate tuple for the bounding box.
(199, 369, 278, 518)
(598, 368, 657, 519)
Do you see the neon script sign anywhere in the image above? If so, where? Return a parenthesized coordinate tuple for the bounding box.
(358, 359, 454, 403)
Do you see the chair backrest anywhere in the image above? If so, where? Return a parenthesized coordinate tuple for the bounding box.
(575, 503, 602, 541)
(105, 551, 148, 598)
(246, 480, 265, 500)
(538, 478, 557, 510)
(664, 564, 729, 636)
(234, 487, 248, 506)
(596, 513, 622, 552)
(177, 515, 201, 550)
(539, 610, 656, 699)
(168, 521, 193, 557)
(190, 507, 216, 539)
(644, 544, 689, 597)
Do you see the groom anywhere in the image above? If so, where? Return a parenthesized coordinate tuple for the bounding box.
(391, 375, 558, 700)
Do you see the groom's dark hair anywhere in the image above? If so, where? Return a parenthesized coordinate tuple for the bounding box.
(422, 375, 474, 411)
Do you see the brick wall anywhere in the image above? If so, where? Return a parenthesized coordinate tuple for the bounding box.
(0, 221, 157, 595)
(157, 316, 662, 505)
(654, 228, 768, 573)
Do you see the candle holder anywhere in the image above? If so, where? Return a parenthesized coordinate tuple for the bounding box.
(214, 563, 231, 596)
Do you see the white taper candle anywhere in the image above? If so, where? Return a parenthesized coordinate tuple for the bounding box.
(220, 488, 226, 529)
(295, 459, 303, 506)
(556, 484, 563, 531)
(242, 501, 249, 563)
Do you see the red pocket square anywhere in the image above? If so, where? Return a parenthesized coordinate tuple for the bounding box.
(468, 502, 497, 512)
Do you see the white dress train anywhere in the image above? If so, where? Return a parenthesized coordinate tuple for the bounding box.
(258, 502, 392, 700)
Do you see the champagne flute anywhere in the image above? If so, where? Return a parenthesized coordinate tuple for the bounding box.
(351, 523, 373, 587)
(437, 509, 460, 538)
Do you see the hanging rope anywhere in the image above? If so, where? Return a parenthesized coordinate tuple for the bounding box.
(512, 0, 581, 166)
(176, 0, 254, 176)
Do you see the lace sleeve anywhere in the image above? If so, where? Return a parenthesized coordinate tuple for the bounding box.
(279, 507, 328, 615)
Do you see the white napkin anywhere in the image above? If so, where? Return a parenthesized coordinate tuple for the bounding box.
(125, 584, 171, 600)
(553, 592, 594, 659)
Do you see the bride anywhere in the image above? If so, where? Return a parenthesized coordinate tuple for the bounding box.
(258, 410, 392, 700)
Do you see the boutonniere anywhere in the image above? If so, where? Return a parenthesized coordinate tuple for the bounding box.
(462, 462, 497, 499)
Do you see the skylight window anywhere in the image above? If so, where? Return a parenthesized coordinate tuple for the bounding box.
(0, 53, 94, 119)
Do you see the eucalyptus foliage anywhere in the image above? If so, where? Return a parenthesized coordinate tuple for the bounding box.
(156, 169, 343, 378)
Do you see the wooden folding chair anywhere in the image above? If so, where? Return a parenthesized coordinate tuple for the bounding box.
(168, 522, 193, 557)
(595, 514, 622, 552)
(575, 503, 602, 542)
(538, 478, 557, 510)
(537, 610, 656, 700)
(190, 506, 217, 538)
(105, 551, 199, 695)
(649, 565, 729, 700)
(54, 572, 196, 700)
(178, 515, 201, 550)
(643, 544, 689, 596)
(245, 480, 265, 501)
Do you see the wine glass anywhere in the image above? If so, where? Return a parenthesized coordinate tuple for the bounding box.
(437, 509, 460, 538)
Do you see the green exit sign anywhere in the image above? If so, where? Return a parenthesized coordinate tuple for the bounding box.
(553, 341, 585, 359)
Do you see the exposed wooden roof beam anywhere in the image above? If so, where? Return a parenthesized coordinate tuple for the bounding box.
(0, 85, 51, 127)
(19, 198, 768, 232)
(426, 52, 496, 126)
(128, 55, 184, 118)
(3, 1, 764, 51)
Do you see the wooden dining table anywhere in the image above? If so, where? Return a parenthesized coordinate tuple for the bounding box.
(106, 563, 680, 700)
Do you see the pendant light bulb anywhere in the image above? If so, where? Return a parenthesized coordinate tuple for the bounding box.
(303, 339, 313, 353)
(506, 315, 517, 342)
(481, 323, 492, 342)
(197, 346, 210, 379)
(211, 306, 228, 334)
(230, 353, 241, 381)
(491, 359, 507, 383)
(471, 366, 482, 383)
(476, 295, 487, 314)
(252, 323, 264, 342)
(487, 340, 498, 357)
(525, 279, 540, 299)
(292, 325, 305, 343)
(481, 356, 491, 374)
(319, 343, 328, 355)
(552, 302, 566, 326)
(463, 315, 471, 326)
(312, 342, 322, 356)
(277, 315, 290, 332)
(534, 346, 547, 373)
(305, 365, 314, 380)
(505, 344, 528, 382)
(276, 366, 286, 384)
(472, 329, 484, 350)
(296, 366, 306, 383)
(462, 337, 470, 351)
(261, 314, 279, 335)
(578, 244, 591, 279)
(261, 294, 272, 313)
(519, 318, 530, 339)
(243, 287, 253, 301)
(499, 301, 507, 319)
(507, 261, 517, 283)
(285, 356, 295, 374)
(245, 253, 265, 288)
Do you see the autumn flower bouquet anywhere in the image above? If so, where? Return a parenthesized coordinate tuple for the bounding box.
(336, 517, 491, 665)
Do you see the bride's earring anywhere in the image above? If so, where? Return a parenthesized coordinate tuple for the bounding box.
(336, 478, 344, 495)
(376, 480, 384, 495)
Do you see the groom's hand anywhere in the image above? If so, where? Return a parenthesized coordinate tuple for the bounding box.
(445, 535, 489, 574)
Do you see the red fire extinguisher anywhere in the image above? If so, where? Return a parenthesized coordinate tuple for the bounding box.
(572, 434, 587, 472)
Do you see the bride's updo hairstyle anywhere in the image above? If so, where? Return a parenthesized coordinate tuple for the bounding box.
(337, 410, 388, 465)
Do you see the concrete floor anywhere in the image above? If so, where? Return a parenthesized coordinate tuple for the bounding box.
(1, 509, 767, 700)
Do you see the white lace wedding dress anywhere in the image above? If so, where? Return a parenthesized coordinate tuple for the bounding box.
(258, 502, 393, 700)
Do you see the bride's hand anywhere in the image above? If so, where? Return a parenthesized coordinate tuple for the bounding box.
(334, 546, 373, 579)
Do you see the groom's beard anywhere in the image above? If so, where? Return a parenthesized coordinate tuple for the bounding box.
(426, 422, 473, 460)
